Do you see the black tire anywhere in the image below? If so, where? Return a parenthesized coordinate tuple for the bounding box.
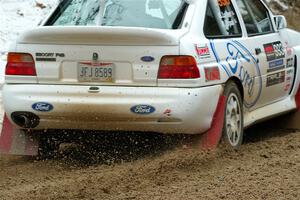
(38, 135, 60, 159)
(222, 81, 244, 149)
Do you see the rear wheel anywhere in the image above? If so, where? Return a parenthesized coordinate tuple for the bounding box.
(222, 82, 244, 149)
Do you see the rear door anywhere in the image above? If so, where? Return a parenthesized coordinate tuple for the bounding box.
(203, 0, 261, 110)
(234, 0, 293, 108)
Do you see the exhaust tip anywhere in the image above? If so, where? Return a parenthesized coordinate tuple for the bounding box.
(11, 112, 40, 129)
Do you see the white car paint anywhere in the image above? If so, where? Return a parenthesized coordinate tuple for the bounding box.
(3, 84, 221, 133)
(3, 0, 300, 135)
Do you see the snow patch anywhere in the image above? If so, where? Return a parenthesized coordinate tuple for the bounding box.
(0, 0, 57, 55)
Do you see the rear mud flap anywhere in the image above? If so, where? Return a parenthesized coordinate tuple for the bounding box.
(0, 114, 39, 156)
(200, 95, 226, 150)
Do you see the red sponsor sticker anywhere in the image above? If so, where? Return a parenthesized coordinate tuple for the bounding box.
(218, 0, 231, 7)
(195, 44, 210, 58)
(80, 62, 112, 67)
(284, 84, 291, 92)
(264, 45, 274, 54)
(163, 109, 172, 116)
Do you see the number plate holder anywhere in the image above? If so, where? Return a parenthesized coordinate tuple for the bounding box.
(78, 62, 114, 82)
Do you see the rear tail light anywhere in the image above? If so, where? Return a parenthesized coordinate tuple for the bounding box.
(5, 53, 36, 76)
(158, 56, 200, 79)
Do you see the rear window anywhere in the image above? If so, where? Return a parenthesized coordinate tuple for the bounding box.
(45, 0, 187, 29)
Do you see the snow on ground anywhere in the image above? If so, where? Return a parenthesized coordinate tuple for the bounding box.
(0, 0, 57, 55)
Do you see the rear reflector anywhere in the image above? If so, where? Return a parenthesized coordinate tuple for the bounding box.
(205, 67, 220, 82)
(158, 56, 200, 79)
(5, 53, 36, 76)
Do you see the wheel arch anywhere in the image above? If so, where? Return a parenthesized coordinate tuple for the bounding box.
(224, 77, 244, 101)
(290, 54, 298, 95)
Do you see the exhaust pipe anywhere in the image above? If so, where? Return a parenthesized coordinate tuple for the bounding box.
(11, 112, 40, 129)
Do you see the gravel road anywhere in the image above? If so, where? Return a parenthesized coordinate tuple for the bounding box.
(0, 124, 299, 200)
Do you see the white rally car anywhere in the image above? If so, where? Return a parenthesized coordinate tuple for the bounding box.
(3, 0, 300, 151)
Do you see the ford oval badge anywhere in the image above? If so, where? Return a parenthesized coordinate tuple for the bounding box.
(131, 105, 155, 115)
(32, 102, 54, 112)
(141, 56, 155, 62)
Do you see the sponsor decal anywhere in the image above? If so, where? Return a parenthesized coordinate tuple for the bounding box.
(266, 71, 285, 87)
(210, 40, 262, 108)
(284, 78, 292, 91)
(287, 68, 294, 75)
(163, 109, 172, 117)
(263, 41, 285, 62)
(130, 105, 155, 115)
(284, 83, 291, 92)
(218, 0, 231, 7)
(269, 59, 283, 68)
(36, 57, 56, 62)
(204, 67, 221, 82)
(195, 44, 211, 59)
(268, 59, 284, 72)
(284, 83, 292, 92)
(287, 58, 294, 68)
(35, 52, 65, 62)
(285, 69, 294, 92)
(32, 102, 54, 112)
(286, 76, 292, 82)
(141, 56, 155, 62)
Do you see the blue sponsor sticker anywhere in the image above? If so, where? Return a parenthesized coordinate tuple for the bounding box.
(141, 56, 155, 62)
(130, 105, 155, 115)
(269, 59, 284, 69)
(32, 102, 54, 112)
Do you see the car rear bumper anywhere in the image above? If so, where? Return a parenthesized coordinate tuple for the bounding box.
(3, 84, 223, 134)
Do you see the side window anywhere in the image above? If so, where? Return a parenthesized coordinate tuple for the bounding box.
(236, 0, 274, 35)
(204, 0, 242, 38)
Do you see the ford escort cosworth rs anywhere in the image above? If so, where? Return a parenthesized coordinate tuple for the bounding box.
(2, 0, 300, 154)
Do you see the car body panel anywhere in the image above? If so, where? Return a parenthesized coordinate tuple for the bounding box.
(12, 43, 179, 86)
(17, 26, 184, 46)
(3, 84, 222, 134)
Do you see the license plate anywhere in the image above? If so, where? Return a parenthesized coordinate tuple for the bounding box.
(78, 62, 114, 82)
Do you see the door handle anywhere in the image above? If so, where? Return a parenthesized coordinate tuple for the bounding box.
(255, 48, 262, 55)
